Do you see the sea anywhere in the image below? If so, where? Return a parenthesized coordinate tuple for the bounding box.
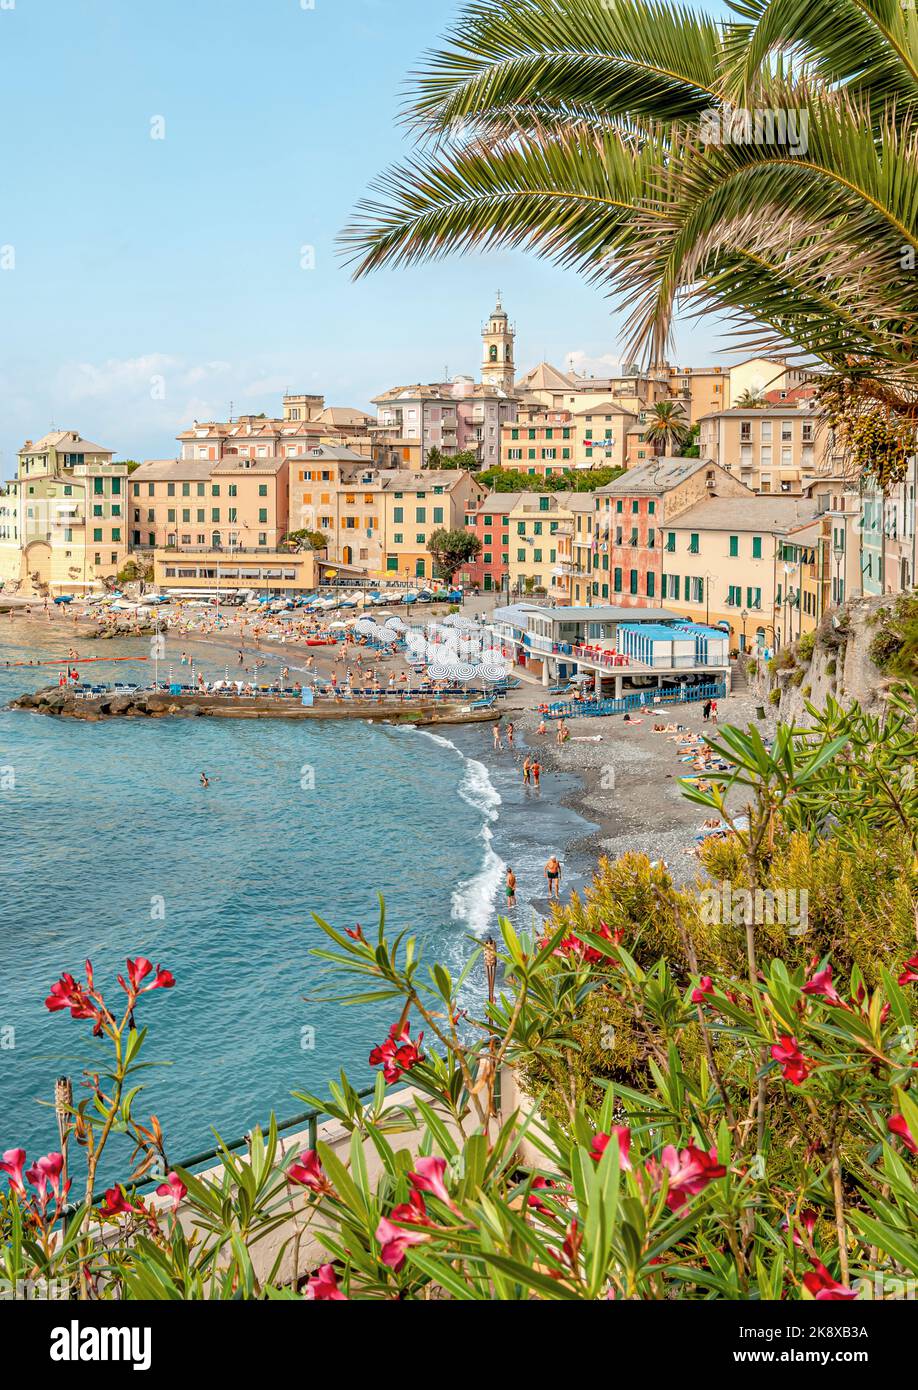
(0, 622, 595, 1180)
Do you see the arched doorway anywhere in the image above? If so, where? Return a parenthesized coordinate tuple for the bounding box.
(342, 545, 353, 566)
(22, 541, 52, 595)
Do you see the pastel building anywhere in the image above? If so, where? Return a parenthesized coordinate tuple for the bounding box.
(590, 458, 752, 610)
(698, 405, 840, 493)
(0, 431, 130, 594)
(461, 494, 521, 593)
(379, 470, 484, 580)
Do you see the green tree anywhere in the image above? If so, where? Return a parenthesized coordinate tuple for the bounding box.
(643, 400, 689, 456)
(427, 526, 480, 581)
(282, 529, 329, 552)
(341, 0, 918, 482)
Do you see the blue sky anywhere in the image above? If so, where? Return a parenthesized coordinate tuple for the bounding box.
(0, 0, 729, 478)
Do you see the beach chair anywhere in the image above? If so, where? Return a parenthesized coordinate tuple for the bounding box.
(470, 695, 496, 711)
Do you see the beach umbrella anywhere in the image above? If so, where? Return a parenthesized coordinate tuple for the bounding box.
(477, 655, 510, 682)
(356, 617, 377, 636)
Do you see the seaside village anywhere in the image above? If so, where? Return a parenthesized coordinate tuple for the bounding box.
(1, 295, 915, 710)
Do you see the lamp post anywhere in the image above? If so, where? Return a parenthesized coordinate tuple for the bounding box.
(832, 540, 844, 608)
(740, 608, 749, 654)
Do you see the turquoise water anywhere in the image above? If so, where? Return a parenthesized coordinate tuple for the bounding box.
(0, 628, 502, 1178)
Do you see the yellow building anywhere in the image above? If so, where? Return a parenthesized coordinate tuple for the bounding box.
(288, 445, 385, 572)
(663, 495, 822, 652)
(0, 431, 130, 595)
(506, 493, 575, 600)
(380, 470, 484, 581)
(698, 406, 840, 493)
(153, 546, 317, 595)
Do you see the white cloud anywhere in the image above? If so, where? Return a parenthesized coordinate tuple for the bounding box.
(564, 349, 628, 378)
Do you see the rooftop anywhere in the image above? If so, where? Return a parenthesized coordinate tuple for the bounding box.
(595, 457, 719, 495)
(673, 495, 821, 532)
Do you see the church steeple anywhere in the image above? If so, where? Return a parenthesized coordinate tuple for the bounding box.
(481, 291, 515, 392)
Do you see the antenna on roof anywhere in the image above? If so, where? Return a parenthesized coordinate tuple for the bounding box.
(228, 400, 234, 422)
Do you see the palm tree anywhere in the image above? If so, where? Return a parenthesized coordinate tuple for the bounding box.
(341, 0, 918, 488)
(734, 389, 767, 409)
(643, 400, 690, 455)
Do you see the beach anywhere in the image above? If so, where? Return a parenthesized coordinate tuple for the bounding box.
(3, 596, 770, 894)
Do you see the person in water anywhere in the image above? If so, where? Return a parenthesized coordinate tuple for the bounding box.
(544, 855, 561, 900)
(531, 757, 542, 788)
(522, 755, 532, 785)
(506, 721, 515, 748)
(505, 867, 517, 908)
(200, 772, 210, 787)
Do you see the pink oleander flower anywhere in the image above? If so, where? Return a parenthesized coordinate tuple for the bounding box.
(155, 1171, 187, 1210)
(691, 976, 714, 1005)
(305, 1264, 347, 1300)
(44, 969, 103, 1031)
(802, 1259, 858, 1300)
(770, 1035, 814, 1085)
(888, 1113, 918, 1155)
(898, 954, 918, 986)
(118, 957, 175, 998)
(368, 1021, 424, 1084)
(24, 1152, 71, 1216)
(590, 1127, 632, 1170)
(783, 1207, 819, 1248)
(100, 1186, 137, 1217)
(527, 1176, 555, 1215)
(288, 1149, 333, 1194)
(802, 965, 844, 1008)
(408, 1156, 458, 1211)
(0, 1148, 27, 1197)
(647, 1142, 726, 1211)
(375, 1213, 428, 1270)
(388, 1190, 433, 1229)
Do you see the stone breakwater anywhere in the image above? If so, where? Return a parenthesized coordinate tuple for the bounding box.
(10, 685, 500, 727)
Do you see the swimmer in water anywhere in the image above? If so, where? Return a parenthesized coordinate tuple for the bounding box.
(200, 772, 210, 787)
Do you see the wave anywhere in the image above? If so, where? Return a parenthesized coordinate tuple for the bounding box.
(418, 729, 505, 939)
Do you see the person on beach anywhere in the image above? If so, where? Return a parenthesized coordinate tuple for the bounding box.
(702, 699, 711, 721)
(505, 868, 517, 908)
(544, 855, 561, 900)
(531, 757, 542, 788)
(537, 717, 547, 736)
(522, 755, 532, 785)
(492, 723, 503, 751)
(710, 700, 718, 723)
(506, 721, 515, 748)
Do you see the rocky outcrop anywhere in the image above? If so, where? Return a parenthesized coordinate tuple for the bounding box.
(8, 686, 499, 727)
(748, 592, 917, 725)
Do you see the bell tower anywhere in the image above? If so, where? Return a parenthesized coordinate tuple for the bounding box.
(481, 292, 515, 392)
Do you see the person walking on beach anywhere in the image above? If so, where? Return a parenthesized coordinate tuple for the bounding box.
(505, 867, 517, 909)
(531, 756, 542, 789)
(522, 755, 532, 785)
(492, 722, 503, 752)
(544, 855, 561, 900)
(710, 699, 718, 724)
(702, 699, 711, 721)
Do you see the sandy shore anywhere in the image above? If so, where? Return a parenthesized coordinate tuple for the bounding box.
(3, 601, 770, 887)
(481, 685, 776, 888)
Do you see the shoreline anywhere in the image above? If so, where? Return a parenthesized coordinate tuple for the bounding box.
(4, 603, 767, 899)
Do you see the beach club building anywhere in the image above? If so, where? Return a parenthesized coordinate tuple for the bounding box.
(488, 602, 731, 696)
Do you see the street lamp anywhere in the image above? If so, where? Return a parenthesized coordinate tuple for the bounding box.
(740, 608, 749, 653)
